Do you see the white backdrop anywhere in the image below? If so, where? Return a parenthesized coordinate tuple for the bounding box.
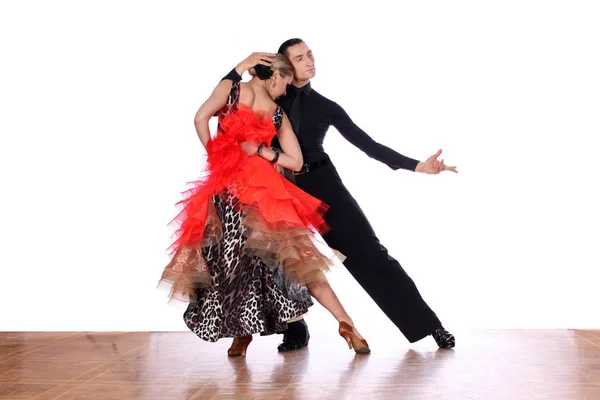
(1, 0, 599, 332)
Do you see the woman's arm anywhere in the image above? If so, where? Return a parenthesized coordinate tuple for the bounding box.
(193, 80, 232, 148)
(258, 113, 303, 172)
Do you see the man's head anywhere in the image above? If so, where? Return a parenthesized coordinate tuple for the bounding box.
(278, 38, 315, 83)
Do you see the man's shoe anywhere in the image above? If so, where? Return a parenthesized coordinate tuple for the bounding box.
(277, 319, 310, 352)
(432, 327, 455, 348)
(277, 341, 307, 352)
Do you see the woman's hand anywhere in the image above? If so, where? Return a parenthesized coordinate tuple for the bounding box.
(235, 52, 278, 76)
(240, 140, 260, 156)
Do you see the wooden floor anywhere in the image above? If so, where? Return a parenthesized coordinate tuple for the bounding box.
(0, 329, 599, 399)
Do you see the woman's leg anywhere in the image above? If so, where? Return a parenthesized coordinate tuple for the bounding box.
(305, 280, 352, 325)
(305, 280, 368, 342)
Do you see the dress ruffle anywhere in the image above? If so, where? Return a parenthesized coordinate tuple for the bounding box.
(159, 105, 344, 303)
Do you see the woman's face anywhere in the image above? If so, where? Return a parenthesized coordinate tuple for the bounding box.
(269, 72, 293, 100)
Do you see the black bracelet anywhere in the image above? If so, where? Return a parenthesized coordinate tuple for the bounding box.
(257, 142, 267, 157)
(269, 147, 280, 164)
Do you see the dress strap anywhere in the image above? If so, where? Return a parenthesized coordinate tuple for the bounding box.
(226, 81, 241, 107)
(273, 105, 284, 130)
(217, 81, 241, 133)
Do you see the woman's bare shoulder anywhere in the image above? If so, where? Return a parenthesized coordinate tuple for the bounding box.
(239, 82, 256, 107)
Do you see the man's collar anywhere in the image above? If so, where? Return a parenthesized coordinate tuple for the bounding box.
(292, 81, 312, 96)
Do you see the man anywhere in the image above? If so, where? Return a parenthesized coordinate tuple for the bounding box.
(220, 39, 457, 351)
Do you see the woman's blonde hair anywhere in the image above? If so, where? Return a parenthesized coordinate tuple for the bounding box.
(249, 53, 294, 80)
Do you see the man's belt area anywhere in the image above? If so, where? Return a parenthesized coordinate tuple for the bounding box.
(293, 156, 331, 175)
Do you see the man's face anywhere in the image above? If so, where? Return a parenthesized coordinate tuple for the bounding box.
(286, 42, 315, 82)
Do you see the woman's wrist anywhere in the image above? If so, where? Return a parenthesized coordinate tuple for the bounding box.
(269, 148, 280, 164)
(257, 142, 267, 157)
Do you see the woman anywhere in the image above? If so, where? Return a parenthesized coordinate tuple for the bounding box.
(159, 54, 369, 356)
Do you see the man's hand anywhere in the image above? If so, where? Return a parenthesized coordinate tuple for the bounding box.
(415, 149, 458, 174)
(235, 52, 278, 76)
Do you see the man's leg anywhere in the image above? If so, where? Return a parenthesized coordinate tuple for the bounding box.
(295, 164, 455, 347)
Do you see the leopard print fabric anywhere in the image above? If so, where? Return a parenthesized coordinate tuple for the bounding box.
(272, 104, 283, 130)
(183, 191, 313, 342)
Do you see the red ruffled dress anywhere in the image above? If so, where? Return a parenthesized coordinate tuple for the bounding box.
(159, 82, 343, 341)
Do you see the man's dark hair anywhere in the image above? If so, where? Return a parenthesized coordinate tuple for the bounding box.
(278, 38, 305, 56)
